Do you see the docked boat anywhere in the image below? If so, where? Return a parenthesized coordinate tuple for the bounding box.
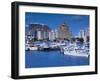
(38, 42, 51, 51)
(63, 49, 89, 57)
(25, 44, 38, 51)
(61, 43, 89, 57)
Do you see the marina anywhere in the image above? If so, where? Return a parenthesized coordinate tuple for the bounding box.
(25, 41, 90, 68)
(25, 16, 90, 68)
(26, 41, 89, 57)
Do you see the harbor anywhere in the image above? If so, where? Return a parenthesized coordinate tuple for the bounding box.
(25, 40, 90, 68)
(25, 17, 90, 68)
(26, 41, 89, 57)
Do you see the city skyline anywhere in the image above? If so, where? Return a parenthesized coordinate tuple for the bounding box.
(25, 12, 89, 36)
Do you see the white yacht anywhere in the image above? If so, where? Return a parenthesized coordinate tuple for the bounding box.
(25, 44, 38, 51)
(38, 42, 50, 50)
(62, 43, 89, 57)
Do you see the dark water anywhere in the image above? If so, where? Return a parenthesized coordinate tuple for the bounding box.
(25, 50, 89, 68)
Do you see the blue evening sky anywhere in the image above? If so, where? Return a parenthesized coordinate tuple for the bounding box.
(25, 12, 89, 36)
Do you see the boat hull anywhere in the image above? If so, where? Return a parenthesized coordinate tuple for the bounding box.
(26, 46, 38, 51)
(64, 51, 89, 57)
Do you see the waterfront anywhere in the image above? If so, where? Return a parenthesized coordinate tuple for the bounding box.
(25, 13, 90, 68)
(25, 50, 89, 68)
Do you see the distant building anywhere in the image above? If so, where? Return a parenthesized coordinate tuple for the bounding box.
(37, 30, 42, 40)
(49, 30, 55, 41)
(55, 29, 59, 39)
(78, 30, 85, 38)
(85, 28, 90, 42)
(48, 29, 59, 41)
(78, 28, 90, 43)
(48, 31, 52, 41)
(26, 23, 51, 41)
(43, 31, 49, 40)
(26, 22, 73, 42)
(59, 22, 72, 40)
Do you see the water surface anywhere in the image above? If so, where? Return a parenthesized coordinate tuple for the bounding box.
(25, 50, 89, 68)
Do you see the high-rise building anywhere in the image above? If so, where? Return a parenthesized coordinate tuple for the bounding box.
(48, 29, 59, 41)
(78, 28, 90, 43)
(59, 22, 72, 40)
(49, 30, 55, 41)
(26, 23, 51, 40)
(48, 31, 52, 41)
(78, 30, 85, 38)
(85, 28, 90, 42)
(55, 29, 59, 39)
(43, 31, 49, 40)
(37, 30, 42, 40)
